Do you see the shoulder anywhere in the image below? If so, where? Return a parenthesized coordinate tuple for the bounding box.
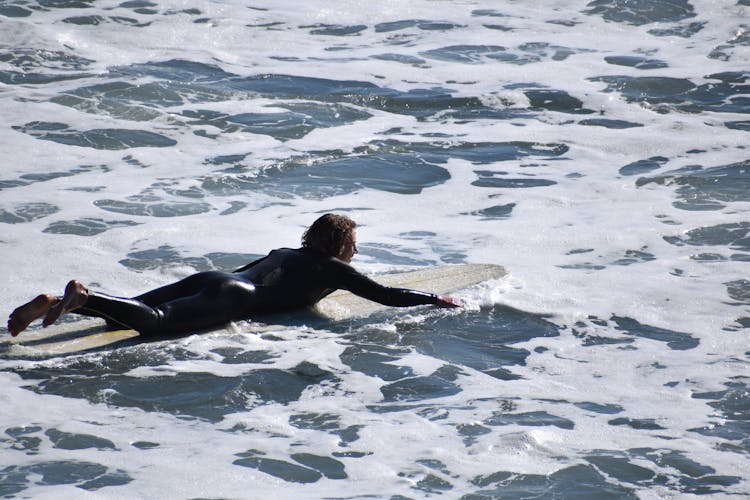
(266, 247, 308, 261)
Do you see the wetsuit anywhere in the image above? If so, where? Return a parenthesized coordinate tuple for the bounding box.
(76, 247, 442, 336)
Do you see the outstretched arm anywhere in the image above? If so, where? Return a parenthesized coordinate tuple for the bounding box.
(331, 261, 463, 308)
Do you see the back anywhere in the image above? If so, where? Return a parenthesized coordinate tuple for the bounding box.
(235, 247, 340, 307)
(235, 247, 440, 311)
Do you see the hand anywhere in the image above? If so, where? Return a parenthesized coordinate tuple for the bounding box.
(436, 295, 463, 308)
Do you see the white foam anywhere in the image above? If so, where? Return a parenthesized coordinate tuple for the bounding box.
(2, 0, 749, 496)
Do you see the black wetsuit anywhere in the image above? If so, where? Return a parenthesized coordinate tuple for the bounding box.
(78, 247, 441, 336)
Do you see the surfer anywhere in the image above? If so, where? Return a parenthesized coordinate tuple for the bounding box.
(7, 214, 461, 337)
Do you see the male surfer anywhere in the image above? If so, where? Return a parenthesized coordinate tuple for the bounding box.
(8, 214, 461, 337)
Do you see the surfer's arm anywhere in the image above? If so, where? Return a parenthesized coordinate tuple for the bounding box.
(333, 263, 461, 308)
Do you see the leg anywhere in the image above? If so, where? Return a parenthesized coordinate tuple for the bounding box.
(82, 292, 164, 334)
(7, 294, 60, 337)
(66, 272, 227, 328)
(151, 278, 258, 334)
(43, 280, 89, 327)
(35, 280, 162, 334)
(85, 275, 259, 336)
(11, 273, 260, 337)
(64, 271, 235, 332)
(68, 277, 198, 330)
(71, 307, 127, 329)
(134, 272, 228, 306)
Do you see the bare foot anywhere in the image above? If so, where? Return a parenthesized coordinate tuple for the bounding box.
(42, 280, 89, 328)
(8, 294, 59, 337)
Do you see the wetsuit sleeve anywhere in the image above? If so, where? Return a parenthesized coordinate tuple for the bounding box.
(330, 261, 441, 307)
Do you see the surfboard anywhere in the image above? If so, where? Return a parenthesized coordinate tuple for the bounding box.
(4, 263, 505, 357)
(313, 263, 505, 320)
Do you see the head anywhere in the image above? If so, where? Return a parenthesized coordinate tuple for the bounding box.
(302, 213, 358, 263)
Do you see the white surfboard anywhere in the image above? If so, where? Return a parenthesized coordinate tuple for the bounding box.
(313, 263, 505, 320)
(4, 264, 505, 357)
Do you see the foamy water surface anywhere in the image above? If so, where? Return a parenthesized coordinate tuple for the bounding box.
(1, 0, 749, 497)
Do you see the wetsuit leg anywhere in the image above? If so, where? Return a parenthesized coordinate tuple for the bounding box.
(81, 273, 260, 336)
(134, 272, 227, 306)
(72, 271, 227, 328)
(83, 292, 164, 333)
(154, 278, 258, 334)
(73, 271, 220, 331)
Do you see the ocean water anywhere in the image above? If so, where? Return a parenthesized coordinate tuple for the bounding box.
(1, 0, 749, 497)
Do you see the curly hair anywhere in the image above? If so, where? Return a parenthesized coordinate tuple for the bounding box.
(302, 214, 357, 259)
